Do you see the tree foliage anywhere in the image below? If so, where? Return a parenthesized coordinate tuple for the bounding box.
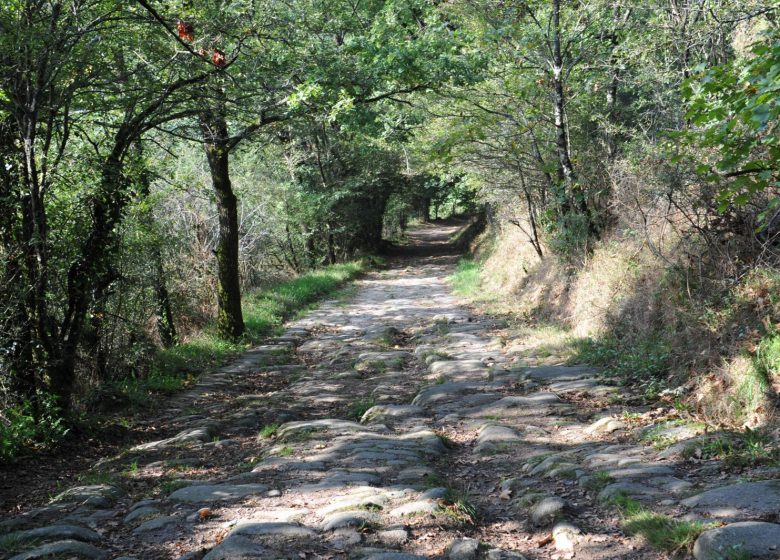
(682, 28, 780, 214)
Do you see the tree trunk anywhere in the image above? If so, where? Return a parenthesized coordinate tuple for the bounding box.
(520, 173, 544, 258)
(326, 229, 337, 265)
(200, 106, 245, 341)
(52, 152, 125, 409)
(604, 2, 623, 162)
(551, 0, 577, 197)
(550, 0, 590, 222)
(153, 247, 178, 347)
(0, 117, 38, 404)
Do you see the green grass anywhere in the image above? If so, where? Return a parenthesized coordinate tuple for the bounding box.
(721, 548, 754, 560)
(243, 261, 366, 337)
(280, 427, 322, 443)
(440, 488, 478, 524)
(0, 534, 42, 554)
(572, 334, 671, 397)
(683, 428, 780, 467)
(609, 493, 714, 553)
(419, 349, 452, 361)
(640, 419, 707, 450)
(583, 470, 614, 493)
(450, 259, 482, 297)
(114, 260, 368, 408)
(275, 445, 294, 457)
(258, 423, 280, 439)
(346, 398, 375, 421)
(160, 479, 191, 494)
(78, 469, 116, 485)
(725, 331, 778, 425)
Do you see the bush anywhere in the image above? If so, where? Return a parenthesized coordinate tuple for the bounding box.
(0, 393, 69, 462)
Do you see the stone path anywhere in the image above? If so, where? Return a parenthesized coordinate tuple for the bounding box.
(1, 223, 779, 559)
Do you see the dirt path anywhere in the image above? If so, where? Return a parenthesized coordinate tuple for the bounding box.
(2, 222, 779, 560)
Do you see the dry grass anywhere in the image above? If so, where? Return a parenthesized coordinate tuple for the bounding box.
(462, 208, 780, 430)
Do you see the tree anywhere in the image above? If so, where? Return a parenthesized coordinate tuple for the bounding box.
(138, 0, 472, 340)
(0, 1, 212, 409)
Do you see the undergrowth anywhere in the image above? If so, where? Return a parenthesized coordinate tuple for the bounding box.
(572, 335, 671, 398)
(0, 260, 368, 463)
(682, 427, 780, 467)
(0, 393, 69, 462)
(124, 260, 368, 406)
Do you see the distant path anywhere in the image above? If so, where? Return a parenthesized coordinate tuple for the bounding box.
(2, 221, 777, 560)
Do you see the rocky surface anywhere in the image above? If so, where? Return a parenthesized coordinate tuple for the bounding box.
(1, 222, 777, 560)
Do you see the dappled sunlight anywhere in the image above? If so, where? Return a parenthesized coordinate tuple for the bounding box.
(4, 222, 778, 560)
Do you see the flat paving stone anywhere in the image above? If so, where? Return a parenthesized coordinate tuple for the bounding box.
(376, 527, 409, 546)
(474, 424, 522, 454)
(389, 498, 440, 517)
(521, 366, 598, 382)
(202, 535, 269, 560)
(397, 429, 448, 455)
(355, 351, 411, 370)
(133, 515, 177, 533)
(50, 485, 124, 508)
(446, 537, 480, 559)
(648, 476, 694, 494)
(169, 484, 268, 503)
(231, 521, 316, 542)
(430, 360, 488, 377)
(278, 419, 383, 441)
(682, 480, 780, 520)
(548, 378, 603, 393)
(318, 495, 389, 516)
(484, 549, 529, 560)
(124, 506, 160, 523)
(598, 482, 660, 501)
(531, 496, 566, 526)
(412, 382, 482, 406)
(468, 393, 563, 417)
(396, 465, 437, 483)
(321, 471, 382, 486)
(552, 522, 580, 555)
(132, 425, 217, 451)
(9, 540, 108, 560)
(694, 521, 780, 559)
(357, 551, 428, 560)
(585, 417, 627, 434)
(322, 510, 382, 531)
(9, 524, 101, 543)
(245, 508, 311, 523)
(361, 405, 426, 423)
(606, 464, 676, 479)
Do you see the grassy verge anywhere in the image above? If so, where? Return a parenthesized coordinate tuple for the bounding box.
(1, 260, 371, 463)
(117, 260, 370, 406)
(450, 258, 485, 298)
